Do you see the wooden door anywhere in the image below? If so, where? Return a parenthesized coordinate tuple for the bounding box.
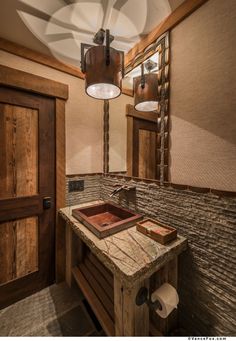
(0, 87, 55, 308)
(133, 118, 157, 179)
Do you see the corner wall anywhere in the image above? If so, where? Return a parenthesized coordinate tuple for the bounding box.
(170, 0, 236, 191)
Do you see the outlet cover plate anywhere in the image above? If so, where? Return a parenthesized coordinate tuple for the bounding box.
(69, 180, 84, 192)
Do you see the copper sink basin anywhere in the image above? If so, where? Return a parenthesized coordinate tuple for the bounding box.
(72, 202, 143, 239)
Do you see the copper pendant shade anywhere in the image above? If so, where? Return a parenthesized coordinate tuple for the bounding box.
(81, 30, 124, 100)
(85, 46, 122, 99)
(134, 64, 159, 112)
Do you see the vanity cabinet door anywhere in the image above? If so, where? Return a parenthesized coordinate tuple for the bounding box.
(0, 87, 55, 308)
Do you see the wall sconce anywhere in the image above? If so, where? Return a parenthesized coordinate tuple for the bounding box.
(134, 61, 159, 112)
(81, 29, 124, 100)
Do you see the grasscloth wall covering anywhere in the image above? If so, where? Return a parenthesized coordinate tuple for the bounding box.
(66, 174, 236, 336)
(170, 0, 236, 191)
(109, 94, 133, 173)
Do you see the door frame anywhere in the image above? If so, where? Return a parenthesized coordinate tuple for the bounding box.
(0, 64, 68, 283)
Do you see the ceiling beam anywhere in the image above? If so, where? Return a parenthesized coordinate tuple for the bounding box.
(125, 0, 210, 67)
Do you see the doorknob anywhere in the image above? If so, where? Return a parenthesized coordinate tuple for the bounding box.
(43, 197, 51, 209)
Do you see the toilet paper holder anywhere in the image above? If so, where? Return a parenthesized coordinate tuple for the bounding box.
(135, 287, 162, 311)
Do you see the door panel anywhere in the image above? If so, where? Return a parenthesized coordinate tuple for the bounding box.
(138, 129, 156, 179)
(0, 217, 38, 285)
(0, 104, 38, 199)
(0, 87, 55, 308)
(133, 118, 157, 179)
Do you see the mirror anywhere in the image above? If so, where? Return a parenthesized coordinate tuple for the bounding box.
(105, 32, 170, 183)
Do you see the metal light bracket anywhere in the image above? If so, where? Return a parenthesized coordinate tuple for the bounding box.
(106, 29, 110, 66)
(93, 28, 114, 45)
(140, 63, 145, 89)
(81, 29, 124, 76)
(80, 43, 93, 73)
(144, 59, 158, 73)
(136, 287, 162, 311)
(93, 28, 105, 45)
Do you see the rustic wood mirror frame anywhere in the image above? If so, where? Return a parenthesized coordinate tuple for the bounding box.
(103, 31, 170, 183)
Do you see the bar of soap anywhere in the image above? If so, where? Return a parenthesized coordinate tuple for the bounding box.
(153, 227, 171, 236)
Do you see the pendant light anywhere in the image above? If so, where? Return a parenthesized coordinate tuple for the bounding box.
(81, 29, 124, 100)
(134, 61, 159, 112)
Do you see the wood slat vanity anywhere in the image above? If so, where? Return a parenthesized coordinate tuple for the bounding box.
(57, 200, 187, 336)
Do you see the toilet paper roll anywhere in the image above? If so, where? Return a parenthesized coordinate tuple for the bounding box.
(151, 282, 179, 318)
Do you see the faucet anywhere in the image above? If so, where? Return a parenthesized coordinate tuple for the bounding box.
(109, 184, 136, 197)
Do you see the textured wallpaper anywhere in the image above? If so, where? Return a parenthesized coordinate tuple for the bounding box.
(170, 0, 236, 191)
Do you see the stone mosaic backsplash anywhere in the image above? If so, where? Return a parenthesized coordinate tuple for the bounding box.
(66, 174, 102, 206)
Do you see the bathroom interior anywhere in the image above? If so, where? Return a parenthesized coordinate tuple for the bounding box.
(0, 0, 235, 337)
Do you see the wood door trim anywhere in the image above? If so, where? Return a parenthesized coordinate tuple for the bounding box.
(0, 37, 84, 80)
(125, 0, 209, 67)
(126, 104, 157, 123)
(55, 99, 66, 283)
(0, 64, 68, 100)
(55, 99, 66, 210)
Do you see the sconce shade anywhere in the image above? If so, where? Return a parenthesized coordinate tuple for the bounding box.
(134, 73, 159, 112)
(84, 46, 122, 100)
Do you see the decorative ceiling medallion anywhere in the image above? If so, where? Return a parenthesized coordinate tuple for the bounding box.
(17, 0, 171, 67)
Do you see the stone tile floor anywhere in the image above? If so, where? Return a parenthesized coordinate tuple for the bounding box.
(0, 282, 104, 336)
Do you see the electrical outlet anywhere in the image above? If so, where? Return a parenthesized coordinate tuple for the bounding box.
(69, 180, 84, 192)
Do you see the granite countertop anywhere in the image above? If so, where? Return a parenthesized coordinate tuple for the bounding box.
(59, 200, 187, 286)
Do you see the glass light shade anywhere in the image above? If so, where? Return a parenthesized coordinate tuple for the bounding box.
(86, 83, 121, 100)
(134, 73, 159, 112)
(84, 46, 122, 100)
(135, 101, 158, 112)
